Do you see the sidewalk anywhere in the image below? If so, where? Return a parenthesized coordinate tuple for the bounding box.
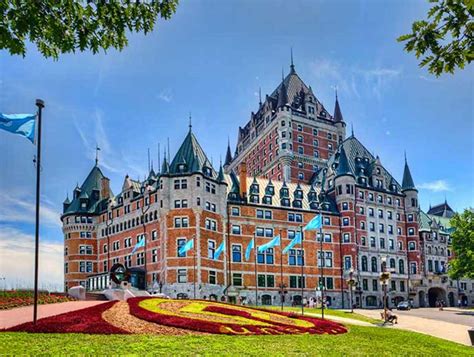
(0, 301, 107, 329)
(302, 312, 374, 327)
(354, 309, 472, 346)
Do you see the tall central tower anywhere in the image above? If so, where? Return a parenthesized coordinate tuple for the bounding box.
(227, 59, 346, 183)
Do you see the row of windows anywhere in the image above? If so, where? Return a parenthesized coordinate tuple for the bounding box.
(360, 256, 406, 274)
(361, 279, 406, 292)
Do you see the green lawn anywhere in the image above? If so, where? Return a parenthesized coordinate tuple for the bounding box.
(261, 306, 381, 324)
(1, 326, 471, 356)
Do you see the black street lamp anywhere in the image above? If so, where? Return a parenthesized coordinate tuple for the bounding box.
(380, 256, 391, 323)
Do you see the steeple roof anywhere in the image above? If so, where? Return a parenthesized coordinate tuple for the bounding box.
(333, 93, 344, 123)
(427, 201, 455, 218)
(224, 140, 233, 167)
(276, 78, 288, 108)
(402, 156, 416, 191)
(63, 165, 110, 216)
(335, 146, 353, 177)
(167, 129, 218, 179)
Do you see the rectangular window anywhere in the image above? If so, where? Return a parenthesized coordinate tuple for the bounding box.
(232, 245, 242, 262)
(343, 233, 350, 243)
(177, 269, 187, 283)
(231, 207, 240, 216)
(209, 270, 216, 285)
(232, 273, 243, 286)
(232, 225, 241, 235)
(208, 240, 216, 259)
(152, 249, 158, 263)
(177, 238, 186, 257)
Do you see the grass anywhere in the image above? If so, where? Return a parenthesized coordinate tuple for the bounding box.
(261, 306, 381, 324)
(0, 326, 471, 356)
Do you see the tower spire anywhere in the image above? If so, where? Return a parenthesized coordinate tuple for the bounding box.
(95, 145, 100, 166)
(258, 87, 262, 106)
(290, 47, 295, 73)
(333, 89, 344, 123)
(188, 112, 192, 132)
(402, 152, 416, 191)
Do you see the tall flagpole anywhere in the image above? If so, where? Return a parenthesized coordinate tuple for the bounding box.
(193, 244, 196, 299)
(254, 232, 258, 307)
(300, 226, 304, 316)
(319, 207, 325, 320)
(33, 99, 44, 325)
(279, 229, 284, 311)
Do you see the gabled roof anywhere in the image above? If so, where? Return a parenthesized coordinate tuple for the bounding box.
(335, 146, 353, 178)
(167, 129, 218, 179)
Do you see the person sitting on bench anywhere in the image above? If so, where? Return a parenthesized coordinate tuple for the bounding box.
(383, 309, 398, 324)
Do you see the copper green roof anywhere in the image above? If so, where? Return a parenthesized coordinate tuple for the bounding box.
(335, 146, 353, 177)
(167, 129, 217, 178)
(63, 165, 111, 216)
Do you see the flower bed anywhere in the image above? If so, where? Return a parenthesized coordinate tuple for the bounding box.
(128, 297, 347, 336)
(4, 301, 128, 334)
(0, 290, 75, 310)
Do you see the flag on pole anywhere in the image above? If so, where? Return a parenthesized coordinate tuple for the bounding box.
(131, 236, 145, 254)
(303, 214, 323, 231)
(245, 238, 254, 261)
(213, 241, 225, 260)
(0, 113, 36, 143)
(282, 232, 302, 254)
(257, 235, 280, 253)
(178, 238, 194, 256)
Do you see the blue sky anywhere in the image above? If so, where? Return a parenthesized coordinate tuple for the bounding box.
(0, 0, 472, 290)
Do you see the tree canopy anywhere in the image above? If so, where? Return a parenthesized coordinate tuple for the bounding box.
(448, 209, 474, 280)
(0, 0, 179, 60)
(398, 0, 473, 76)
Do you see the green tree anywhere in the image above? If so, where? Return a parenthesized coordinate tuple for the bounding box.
(0, 0, 178, 60)
(448, 209, 474, 280)
(397, 0, 473, 76)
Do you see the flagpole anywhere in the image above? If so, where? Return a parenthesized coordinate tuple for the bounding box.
(319, 207, 325, 320)
(33, 99, 44, 325)
(193, 244, 196, 299)
(300, 226, 304, 316)
(279, 229, 284, 311)
(254, 232, 258, 307)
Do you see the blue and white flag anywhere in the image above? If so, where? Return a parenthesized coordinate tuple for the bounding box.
(303, 214, 323, 231)
(132, 236, 145, 254)
(282, 232, 302, 254)
(0, 113, 36, 143)
(178, 238, 194, 256)
(245, 238, 254, 261)
(213, 241, 225, 260)
(257, 235, 280, 253)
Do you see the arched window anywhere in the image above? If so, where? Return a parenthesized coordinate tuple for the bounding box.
(390, 258, 396, 270)
(361, 256, 368, 272)
(371, 257, 378, 272)
(399, 260, 405, 274)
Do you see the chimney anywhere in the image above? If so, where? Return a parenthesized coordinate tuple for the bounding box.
(101, 177, 111, 199)
(239, 161, 248, 200)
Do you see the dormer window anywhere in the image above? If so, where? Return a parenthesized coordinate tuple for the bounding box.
(308, 191, 317, 202)
(265, 185, 275, 196)
(263, 196, 272, 205)
(81, 202, 87, 209)
(280, 188, 289, 198)
(376, 167, 381, 175)
(281, 198, 290, 207)
(293, 200, 302, 208)
(203, 167, 212, 177)
(250, 195, 259, 204)
(294, 189, 303, 200)
(178, 163, 186, 173)
(250, 183, 259, 194)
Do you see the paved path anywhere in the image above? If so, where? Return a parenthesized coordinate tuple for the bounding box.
(394, 307, 474, 326)
(354, 308, 472, 346)
(302, 312, 373, 327)
(0, 301, 107, 329)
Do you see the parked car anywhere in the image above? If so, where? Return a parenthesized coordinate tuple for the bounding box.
(397, 301, 411, 310)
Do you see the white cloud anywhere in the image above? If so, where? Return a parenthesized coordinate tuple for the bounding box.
(309, 58, 401, 100)
(418, 180, 453, 192)
(0, 226, 64, 291)
(0, 192, 61, 228)
(157, 90, 173, 103)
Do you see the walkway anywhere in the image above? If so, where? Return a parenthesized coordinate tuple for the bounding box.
(354, 308, 472, 346)
(302, 312, 373, 326)
(0, 301, 107, 329)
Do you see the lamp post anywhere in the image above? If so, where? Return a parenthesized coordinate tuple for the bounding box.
(105, 201, 114, 277)
(346, 268, 356, 313)
(380, 256, 391, 323)
(140, 184, 151, 290)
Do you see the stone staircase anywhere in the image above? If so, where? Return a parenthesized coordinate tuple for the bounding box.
(85, 292, 108, 301)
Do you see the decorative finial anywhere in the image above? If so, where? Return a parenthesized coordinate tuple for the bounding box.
(281, 67, 284, 82)
(258, 87, 262, 106)
(95, 144, 100, 166)
(335, 85, 338, 99)
(351, 123, 354, 137)
(188, 112, 192, 132)
(404, 150, 407, 163)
